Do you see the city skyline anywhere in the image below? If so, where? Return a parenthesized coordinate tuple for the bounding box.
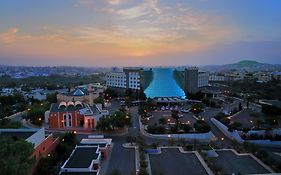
(0, 0, 281, 66)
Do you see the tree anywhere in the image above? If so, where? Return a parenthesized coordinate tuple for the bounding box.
(26, 104, 46, 126)
(46, 93, 57, 103)
(158, 117, 167, 125)
(94, 96, 104, 107)
(191, 103, 203, 114)
(0, 118, 21, 128)
(171, 110, 180, 131)
(126, 135, 136, 144)
(193, 120, 211, 133)
(0, 138, 34, 175)
(96, 110, 131, 130)
(262, 104, 281, 116)
(125, 88, 133, 107)
(138, 88, 147, 101)
(228, 121, 242, 131)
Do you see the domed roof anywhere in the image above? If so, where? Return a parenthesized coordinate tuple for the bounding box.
(58, 101, 67, 108)
(74, 101, 82, 107)
(67, 101, 74, 107)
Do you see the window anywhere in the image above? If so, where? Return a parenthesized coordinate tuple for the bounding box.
(68, 114, 72, 127)
(63, 114, 67, 127)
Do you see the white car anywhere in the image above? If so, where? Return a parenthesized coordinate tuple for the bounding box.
(181, 109, 189, 113)
(179, 114, 184, 118)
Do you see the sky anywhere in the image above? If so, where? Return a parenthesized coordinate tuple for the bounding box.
(0, 0, 281, 67)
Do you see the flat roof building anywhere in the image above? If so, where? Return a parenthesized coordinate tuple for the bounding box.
(60, 146, 101, 175)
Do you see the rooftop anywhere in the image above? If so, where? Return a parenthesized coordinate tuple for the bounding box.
(49, 103, 100, 115)
(64, 146, 100, 168)
(0, 129, 37, 140)
(64, 88, 89, 97)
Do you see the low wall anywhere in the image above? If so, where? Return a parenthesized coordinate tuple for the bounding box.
(139, 115, 216, 142)
(143, 130, 216, 143)
(248, 140, 281, 148)
(211, 118, 244, 143)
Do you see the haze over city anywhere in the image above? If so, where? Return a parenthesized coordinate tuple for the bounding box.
(0, 0, 281, 67)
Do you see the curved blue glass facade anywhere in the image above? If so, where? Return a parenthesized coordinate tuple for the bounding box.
(144, 68, 186, 98)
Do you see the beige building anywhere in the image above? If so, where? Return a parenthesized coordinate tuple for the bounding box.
(57, 83, 105, 105)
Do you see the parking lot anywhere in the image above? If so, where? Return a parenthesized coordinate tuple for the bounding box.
(149, 148, 207, 175)
(211, 150, 270, 174)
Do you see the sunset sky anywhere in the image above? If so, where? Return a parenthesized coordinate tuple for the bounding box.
(0, 0, 281, 67)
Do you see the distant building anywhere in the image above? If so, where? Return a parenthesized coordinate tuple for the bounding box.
(184, 67, 199, 94)
(25, 89, 47, 101)
(209, 75, 225, 82)
(198, 71, 209, 88)
(272, 71, 281, 80)
(255, 72, 272, 83)
(106, 68, 142, 90)
(106, 72, 127, 89)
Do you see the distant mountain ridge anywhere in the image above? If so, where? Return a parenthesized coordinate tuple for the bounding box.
(200, 60, 281, 72)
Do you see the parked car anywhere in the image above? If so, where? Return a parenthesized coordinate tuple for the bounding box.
(181, 109, 189, 113)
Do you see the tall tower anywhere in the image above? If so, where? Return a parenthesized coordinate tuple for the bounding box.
(184, 67, 199, 94)
(88, 84, 94, 106)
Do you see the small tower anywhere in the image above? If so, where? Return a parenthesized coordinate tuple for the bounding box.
(88, 84, 94, 106)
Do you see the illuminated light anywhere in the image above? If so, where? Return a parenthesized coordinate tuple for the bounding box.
(250, 120, 253, 123)
(167, 119, 171, 122)
(73, 131, 77, 134)
(38, 118, 42, 121)
(187, 120, 190, 124)
(40, 103, 43, 106)
(221, 137, 224, 141)
(62, 139, 64, 142)
(48, 154, 51, 157)
(168, 134, 171, 138)
(227, 117, 231, 120)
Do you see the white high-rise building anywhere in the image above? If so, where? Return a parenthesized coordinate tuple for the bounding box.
(106, 72, 127, 88)
(106, 68, 142, 90)
(198, 71, 209, 88)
